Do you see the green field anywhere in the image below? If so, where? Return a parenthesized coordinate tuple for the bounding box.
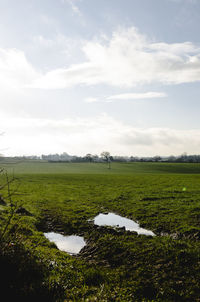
(0, 161, 200, 301)
(2, 159, 200, 174)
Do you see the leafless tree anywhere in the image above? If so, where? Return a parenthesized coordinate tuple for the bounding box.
(101, 151, 112, 169)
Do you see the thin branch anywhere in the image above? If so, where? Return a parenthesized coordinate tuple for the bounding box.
(0, 170, 19, 241)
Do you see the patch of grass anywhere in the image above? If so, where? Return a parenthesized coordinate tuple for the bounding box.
(0, 161, 199, 301)
(1, 160, 200, 174)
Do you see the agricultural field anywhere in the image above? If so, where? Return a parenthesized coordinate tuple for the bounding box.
(0, 160, 200, 301)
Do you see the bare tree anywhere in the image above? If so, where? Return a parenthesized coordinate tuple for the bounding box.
(85, 153, 93, 163)
(100, 151, 112, 169)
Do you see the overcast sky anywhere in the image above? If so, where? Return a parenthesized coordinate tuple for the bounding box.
(0, 0, 200, 156)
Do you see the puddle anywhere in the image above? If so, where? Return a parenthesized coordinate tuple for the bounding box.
(44, 232, 86, 254)
(94, 213, 155, 236)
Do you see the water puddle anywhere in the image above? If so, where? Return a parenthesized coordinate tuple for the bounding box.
(94, 213, 155, 236)
(44, 232, 86, 254)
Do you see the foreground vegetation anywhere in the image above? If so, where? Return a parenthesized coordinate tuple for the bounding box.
(0, 161, 200, 301)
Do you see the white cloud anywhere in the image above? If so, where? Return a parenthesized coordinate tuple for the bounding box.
(84, 92, 167, 104)
(31, 27, 200, 89)
(1, 27, 200, 91)
(0, 48, 38, 90)
(106, 92, 167, 101)
(61, 0, 82, 16)
(1, 114, 200, 156)
(84, 97, 99, 103)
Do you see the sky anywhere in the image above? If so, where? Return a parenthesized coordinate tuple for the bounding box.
(0, 0, 200, 157)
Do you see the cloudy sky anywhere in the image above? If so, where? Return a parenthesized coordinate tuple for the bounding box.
(0, 0, 200, 156)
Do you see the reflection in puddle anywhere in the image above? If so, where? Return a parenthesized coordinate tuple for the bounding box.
(44, 232, 86, 254)
(94, 213, 155, 236)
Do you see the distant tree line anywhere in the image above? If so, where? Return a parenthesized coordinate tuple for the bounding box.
(3, 152, 200, 163)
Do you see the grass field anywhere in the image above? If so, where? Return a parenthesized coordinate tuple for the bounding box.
(2, 159, 200, 174)
(0, 161, 200, 301)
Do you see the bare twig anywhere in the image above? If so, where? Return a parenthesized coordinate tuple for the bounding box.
(0, 169, 20, 241)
